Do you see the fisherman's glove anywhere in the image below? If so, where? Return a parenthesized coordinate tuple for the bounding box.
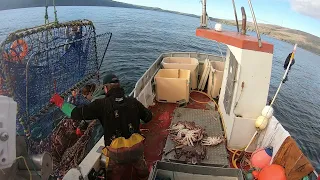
(50, 94, 64, 108)
(50, 93, 76, 118)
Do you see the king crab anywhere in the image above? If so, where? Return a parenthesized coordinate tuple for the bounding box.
(174, 143, 207, 165)
(201, 136, 224, 146)
(166, 121, 224, 164)
(168, 121, 206, 146)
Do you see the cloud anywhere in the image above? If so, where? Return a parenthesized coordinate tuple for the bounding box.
(289, 0, 320, 19)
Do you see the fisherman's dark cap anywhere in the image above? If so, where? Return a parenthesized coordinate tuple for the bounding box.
(103, 74, 119, 85)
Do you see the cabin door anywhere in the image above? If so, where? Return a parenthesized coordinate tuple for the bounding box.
(223, 52, 238, 115)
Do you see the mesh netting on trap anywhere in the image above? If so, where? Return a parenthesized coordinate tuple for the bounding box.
(0, 20, 112, 176)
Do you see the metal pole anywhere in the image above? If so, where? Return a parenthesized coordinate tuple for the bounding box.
(26, 52, 39, 121)
(25, 51, 39, 141)
(231, 0, 240, 33)
(44, 0, 49, 24)
(247, 0, 262, 47)
(98, 33, 113, 70)
(201, 0, 208, 27)
(53, 0, 59, 24)
(241, 7, 247, 35)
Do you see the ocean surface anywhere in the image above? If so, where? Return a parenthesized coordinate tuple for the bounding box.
(0, 6, 319, 172)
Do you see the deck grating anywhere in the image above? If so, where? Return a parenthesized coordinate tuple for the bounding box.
(162, 107, 229, 167)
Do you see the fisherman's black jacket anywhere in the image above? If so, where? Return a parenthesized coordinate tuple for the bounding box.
(284, 53, 295, 70)
(70, 87, 152, 146)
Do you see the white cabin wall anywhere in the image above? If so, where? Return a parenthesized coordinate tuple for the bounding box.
(232, 47, 273, 118)
(219, 45, 273, 150)
(229, 117, 257, 151)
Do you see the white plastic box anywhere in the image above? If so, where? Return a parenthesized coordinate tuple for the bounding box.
(155, 69, 190, 103)
(161, 57, 199, 89)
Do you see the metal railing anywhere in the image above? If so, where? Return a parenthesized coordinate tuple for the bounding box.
(231, 0, 240, 33)
(248, 0, 262, 47)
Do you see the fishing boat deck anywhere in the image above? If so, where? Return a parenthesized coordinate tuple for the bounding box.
(141, 92, 213, 168)
(139, 91, 243, 172)
(163, 107, 229, 167)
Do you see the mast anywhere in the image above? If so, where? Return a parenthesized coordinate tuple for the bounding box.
(200, 0, 208, 28)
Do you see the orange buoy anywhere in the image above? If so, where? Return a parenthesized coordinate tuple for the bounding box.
(10, 39, 28, 61)
(258, 164, 286, 180)
(251, 147, 273, 169)
(252, 171, 259, 179)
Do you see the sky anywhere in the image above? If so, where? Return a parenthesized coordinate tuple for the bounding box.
(116, 0, 320, 37)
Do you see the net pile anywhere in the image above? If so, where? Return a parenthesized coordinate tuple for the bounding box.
(0, 20, 112, 177)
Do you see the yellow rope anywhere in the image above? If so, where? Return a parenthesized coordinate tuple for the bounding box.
(191, 90, 227, 139)
(232, 149, 240, 168)
(189, 96, 210, 104)
(16, 156, 32, 180)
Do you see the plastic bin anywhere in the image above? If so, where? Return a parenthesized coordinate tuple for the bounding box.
(162, 57, 199, 89)
(149, 161, 244, 180)
(155, 69, 190, 103)
(207, 61, 225, 99)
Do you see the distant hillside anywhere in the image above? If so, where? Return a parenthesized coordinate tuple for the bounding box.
(212, 19, 320, 56)
(0, 0, 144, 10)
(1, 0, 320, 55)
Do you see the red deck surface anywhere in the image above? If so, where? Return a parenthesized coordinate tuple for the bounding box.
(121, 92, 249, 179)
(141, 92, 211, 169)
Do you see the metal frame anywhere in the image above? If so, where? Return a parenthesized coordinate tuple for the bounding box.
(25, 33, 111, 124)
(149, 161, 244, 180)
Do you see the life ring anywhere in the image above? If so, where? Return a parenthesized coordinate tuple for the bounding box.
(10, 39, 28, 61)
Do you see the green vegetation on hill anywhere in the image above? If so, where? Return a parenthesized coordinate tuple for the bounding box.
(1, 0, 319, 55)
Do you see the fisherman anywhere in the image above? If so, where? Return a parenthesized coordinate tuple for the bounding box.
(67, 88, 80, 105)
(80, 83, 107, 144)
(50, 74, 152, 180)
(81, 83, 106, 102)
(283, 52, 295, 83)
